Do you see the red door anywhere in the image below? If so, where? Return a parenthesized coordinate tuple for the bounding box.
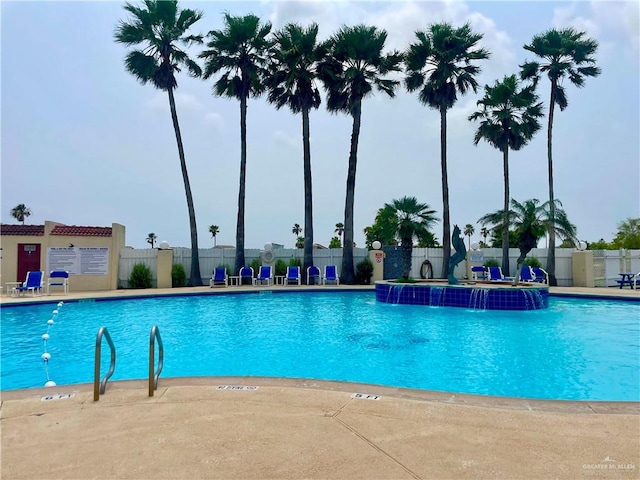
(17, 243, 41, 282)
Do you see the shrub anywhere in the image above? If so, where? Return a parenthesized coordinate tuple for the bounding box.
(355, 257, 374, 285)
(249, 258, 261, 276)
(275, 259, 287, 276)
(171, 264, 186, 287)
(129, 263, 152, 289)
(217, 264, 232, 274)
(288, 257, 302, 267)
(523, 257, 542, 268)
(483, 258, 500, 268)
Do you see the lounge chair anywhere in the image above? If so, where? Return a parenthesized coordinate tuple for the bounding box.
(471, 266, 487, 281)
(284, 266, 301, 286)
(209, 267, 228, 288)
(14, 270, 44, 296)
(518, 266, 535, 282)
(487, 266, 509, 281)
(532, 267, 548, 285)
(634, 272, 640, 290)
(239, 266, 255, 286)
(47, 270, 70, 295)
(307, 266, 321, 285)
(323, 265, 339, 285)
(256, 265, 273, 286)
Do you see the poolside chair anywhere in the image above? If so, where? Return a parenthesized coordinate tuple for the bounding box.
(209, 267, 228, 288)
(239, 266, 255, 286)
(47, 270, 70, 295)
(634, 272, 640, 290)
(14, 270, 44, 296)
(307, 265, 321, 285)
(284, 266, 301, 286)
(518, 266, 535, 282)
(471, 266, 487, 281)
(532, 267, 548, 285)
(256, 265, 273, 286)
(487, 266, 508, 281)
(323, 265, 339, 286)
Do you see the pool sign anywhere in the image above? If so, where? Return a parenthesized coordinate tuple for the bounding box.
(217, 385, 258, 390)
(47, 247, 109, 275)
(351, 393, 381, 400)
(41, 393, 75, 401)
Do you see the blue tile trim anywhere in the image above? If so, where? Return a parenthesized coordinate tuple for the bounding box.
(376, 282, 549, 310)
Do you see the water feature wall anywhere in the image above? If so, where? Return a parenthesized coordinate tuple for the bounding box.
(376, 281, 549, 310)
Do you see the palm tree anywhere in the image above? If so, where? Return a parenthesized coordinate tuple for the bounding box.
(208, 225, 219, 247)
(404, 23, 489, 279)
(385, 196, 438, 279)
(10, 204, 31, 224)
(469, 74, 544, 273)
(146, 233, 157, 248)
(292, 223, 302, 244)
(463, 224, 475, 249)
(267, 23, 325, 281)
(318, 25, 403, 283)
(115, 0, 204, 286)
(334, 222, 344, 241)
(478, 198, 577, 273)
(200, 13, 272, 275)
(521, 27, 600, 285)
(480, 227, 489, 246)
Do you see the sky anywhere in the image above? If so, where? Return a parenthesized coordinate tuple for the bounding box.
(1, 0, 639, 250)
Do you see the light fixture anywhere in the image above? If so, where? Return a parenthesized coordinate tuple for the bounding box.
(159, 241, 170, 250)
(372, 240, 382, 250)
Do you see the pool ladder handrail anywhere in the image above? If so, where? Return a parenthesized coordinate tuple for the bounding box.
(94, 326, 116, 401)
(148, 325, 164, 397)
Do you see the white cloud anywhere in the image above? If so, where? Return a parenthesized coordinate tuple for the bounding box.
(273, 130, 300, 149)
(204, 112, 225, 132)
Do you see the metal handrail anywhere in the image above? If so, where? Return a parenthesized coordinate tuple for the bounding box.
(148, 325, 164, 397)
(94, 327, 116, 401)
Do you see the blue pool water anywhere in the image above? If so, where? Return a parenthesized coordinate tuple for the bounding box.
(1, 292, 638, 401)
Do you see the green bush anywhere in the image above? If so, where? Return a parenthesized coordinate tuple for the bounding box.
(483, 258, 500, 268)
(171, 264, 186, 287)
(523, 257, 542, 268)
(275, 259, 287, 276)
(355, 257, 374, 285)
(249, 258, 261, 276)
(217, 264, 232, 274)
(288, 257, 302, 267)
(129, 263, 152, 289)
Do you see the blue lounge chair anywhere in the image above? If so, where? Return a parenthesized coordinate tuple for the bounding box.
(487, 266, 508, 281)
(519, 266, 535, 282)
(532, 267, 548, 284)
(284, 266, 301, 286)
(209, 267, 228, 288)
(256, 265, 273, 286)
(239, 266, 255, 286)
(14, 270, 44, 296)
(471, 266, 487, 281)
(47, 270, 70, 295)
(307, 266, 321, 285)
(323, 265, 339, 285)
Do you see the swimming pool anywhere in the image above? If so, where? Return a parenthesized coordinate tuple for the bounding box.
(1, 292, 638, 401)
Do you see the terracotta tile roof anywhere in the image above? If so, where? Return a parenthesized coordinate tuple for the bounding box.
(0, 224, 45, 236)
(51, 225, 112, 237)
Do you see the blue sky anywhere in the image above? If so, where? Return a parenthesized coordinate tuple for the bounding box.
(2, 0, 638, 249)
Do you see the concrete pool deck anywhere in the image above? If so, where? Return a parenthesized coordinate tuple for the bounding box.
(2, 285, 639, 479)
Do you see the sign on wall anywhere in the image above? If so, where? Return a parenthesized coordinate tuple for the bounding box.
(47, 247, 109, 275)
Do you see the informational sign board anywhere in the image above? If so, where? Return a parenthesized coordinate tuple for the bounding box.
(47, 247, 109, 275)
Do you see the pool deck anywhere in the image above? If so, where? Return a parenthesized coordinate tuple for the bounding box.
(2, 285, 639, 479)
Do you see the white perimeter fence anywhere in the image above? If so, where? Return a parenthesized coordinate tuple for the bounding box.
(119, 247, 640, 288)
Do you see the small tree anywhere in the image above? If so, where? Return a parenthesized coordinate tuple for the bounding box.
(329, 236, 341, 248)
(612, 218, 640, 249)
(146, 233, 157, 248)
(295, 236, 304, 249)
(10, 204, 31, 224)
(129, 263, 153, 289)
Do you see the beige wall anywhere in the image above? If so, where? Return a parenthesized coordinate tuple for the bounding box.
(1, 221, 125, 292)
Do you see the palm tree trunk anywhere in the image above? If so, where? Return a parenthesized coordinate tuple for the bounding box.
(401, 238, 412, 279)
(302, 108, 314, 283)
(167, 87, 202, 286)
(234, 94, 247, 275)
(546, 82, 557, 285)
(341, 100, 362, 284)
(502, 147, 510, 275)
(440, 106, 451, 279)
